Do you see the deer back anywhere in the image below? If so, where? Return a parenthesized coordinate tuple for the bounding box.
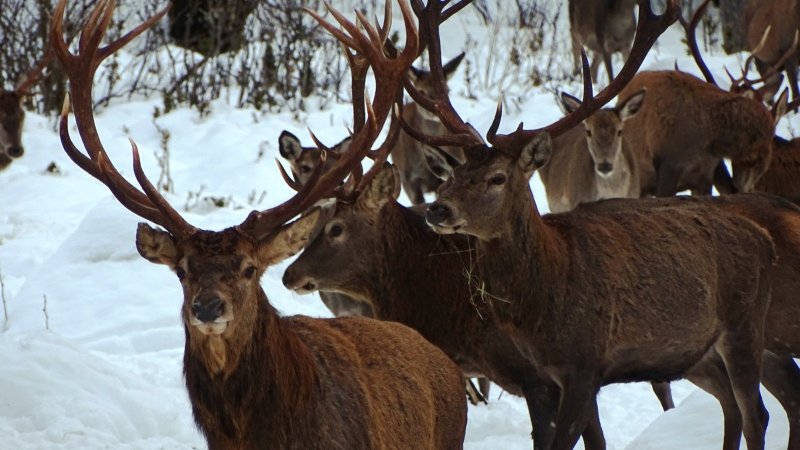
(618, 70, 776, 195)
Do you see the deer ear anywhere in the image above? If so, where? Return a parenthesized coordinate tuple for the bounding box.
(356, 164, 400, 212)
(278, 130, 303, 160)
(421, 145, 460, 181)
(518, 133, 552, 177)
(260, 209, 321, 266)
(560, 92, 581, 114)
(443, 52, 466, 79)
(408, 65, 425, 82)
(136, 223, 180, 268)
(618, 89, 646, 121)
(772, 88, 789, 123)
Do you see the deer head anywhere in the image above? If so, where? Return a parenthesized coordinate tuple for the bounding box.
(408, 0, 679, 239)
(52, 0, 417, 366)
(0, 50, 51, 170)
(278, 130, 353, 187)
(561, 89, 645, 177)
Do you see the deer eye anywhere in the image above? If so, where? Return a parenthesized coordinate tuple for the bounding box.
(243, 266, 257, 279)
(175, 267, 186, 281)
(300, 165, 312, 173)
(489, 173, 507, 186)
(586, 129, 593, 137)
(329, 224, 343, 238)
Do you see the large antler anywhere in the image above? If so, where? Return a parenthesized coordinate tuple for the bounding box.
(15, 46, 54, 96)
(54, 0, 418, 241)
(402, 0, 679, 153)
(680, 0, 716, 85)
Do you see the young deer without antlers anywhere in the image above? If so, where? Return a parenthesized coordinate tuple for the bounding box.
(418, 1, 778, 449)
(0, 51, 51, 170)
(618, 0, 786, 197)
(568, 0, 637, 82)
(744, 0, 800, 102)
(283, 163, 613, 449)
(52, 1, 467, 449)
(393, 52, 465, 204)
(538, 90, 645, 213)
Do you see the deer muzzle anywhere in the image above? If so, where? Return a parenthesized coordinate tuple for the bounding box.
(7, 146, 24, 158)
(191, 296, 225, 324)
(282, 268, 317, 295)
(425, 201, 465, 234)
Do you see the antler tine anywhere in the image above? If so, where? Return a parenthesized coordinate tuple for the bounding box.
(54, 0, 194, 236)
(240, 0, 419, 239)
(14, 46, 54, 96)
(276, 159, 304, 192)
(680, 0, 716, 85)
(733, 30, 800, 93)
(491, 0, 680, 149)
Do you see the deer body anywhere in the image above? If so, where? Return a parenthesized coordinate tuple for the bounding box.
(568, 0, 636, 81)
(0, 92, 26, 169)
(282, 166, 608, 449)
(425, 135, 774, 450)
(539, 91, 644, 213)
(745, 0, 800, 101)
(754, 136, 800, 206)
(617, 70, 776, 196)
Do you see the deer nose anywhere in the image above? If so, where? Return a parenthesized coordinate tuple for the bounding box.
(426, 202, 452, 226)
(192, 297, 224, 323)
(596, 162, 613, 174)
(282, 268, 317, 294)
(7, 146, 24, 158)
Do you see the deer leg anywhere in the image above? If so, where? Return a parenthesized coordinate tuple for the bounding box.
(712, 161, 736, 195)
(550, 373, 601, 450)
(785, 56, 800, 104)
(654, 163, 682, 197)
(650, 381, 675, 411)
(522, 382, 560, 450)
(465, 378, 487, 405)
(686, 352, 743, 450)
(602, 50, 614, 84)
(760, 352, 800, 450)
(590, 55, 602, 82)
(580, 399, 607, 450)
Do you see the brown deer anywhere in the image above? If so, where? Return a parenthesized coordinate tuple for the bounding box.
(52, 1, 468, 449)
(283, 163, 617, 449)
(0, 51, 51, 170)
(413, 1, 778, 449)
(752, 135, 800, 205)
(392, 52, 465, 205)
(577, 192, 800, 449)
(618, 0, 786, 197)
(568, 0, 637, 82)
(744, 0, 800, 102)
(538, 90, 645, 213)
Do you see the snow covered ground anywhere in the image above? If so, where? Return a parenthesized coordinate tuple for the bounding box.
(1, 2, 797, 449)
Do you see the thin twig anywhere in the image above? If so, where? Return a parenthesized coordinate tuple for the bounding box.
(42, 294, 49, 331)
(0, 265, 8, 329)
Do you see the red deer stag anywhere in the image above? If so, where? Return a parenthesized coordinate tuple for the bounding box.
(52, 1, 468, 449)
(618, 0, 786, 197)
(0, 51, 51, 170)
(744, 0, 800, 102)
(393, 52, 465, 204)
(568, 0, 637, 82)
(414, 1, 778, 449)
(579, 191, 800, 449)
(283, 162, 615, 449)
(538, 90, 645, 213)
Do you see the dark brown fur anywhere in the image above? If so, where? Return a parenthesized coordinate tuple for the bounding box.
(282, 165, 608, 450)
(426, 134, 775, 450)
(136, 222, 467, 450)
(617, 70, 777, 196)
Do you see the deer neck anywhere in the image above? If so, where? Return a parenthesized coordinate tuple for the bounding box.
(406, 102, 446, 132)
(709, 96, 773, 159)
(369, 203, 476, 322)
(474, 192, 567, 332)
(183, 290, 318, 442)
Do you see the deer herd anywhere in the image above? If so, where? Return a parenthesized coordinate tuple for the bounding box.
(4, 0, 800, 448)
